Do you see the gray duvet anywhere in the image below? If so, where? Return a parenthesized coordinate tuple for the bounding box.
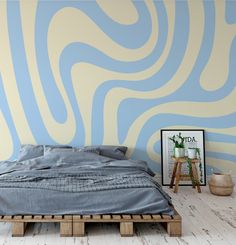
(0, 151, 174, 215)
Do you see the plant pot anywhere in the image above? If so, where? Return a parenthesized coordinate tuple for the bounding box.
(174, 148, 185, 158)
(208, 173, 234, 196)
(188, 148, 196, 159)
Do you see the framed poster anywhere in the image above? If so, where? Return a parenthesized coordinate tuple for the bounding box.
(161, 129, 206, 186)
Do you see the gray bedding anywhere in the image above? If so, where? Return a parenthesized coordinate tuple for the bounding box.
(0, 151, 174, 215)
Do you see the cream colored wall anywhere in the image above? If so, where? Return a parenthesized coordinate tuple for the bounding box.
(0, 0, 235, 174)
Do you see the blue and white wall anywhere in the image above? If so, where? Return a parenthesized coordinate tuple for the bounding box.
(0, 0, 236, 174)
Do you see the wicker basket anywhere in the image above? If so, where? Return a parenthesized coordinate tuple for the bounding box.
(208, 173, 234, 196)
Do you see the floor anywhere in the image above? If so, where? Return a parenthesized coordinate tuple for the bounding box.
(0, 186, 235, 245)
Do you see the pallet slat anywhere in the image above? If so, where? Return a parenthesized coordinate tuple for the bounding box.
(73, 215, 81, 221)
(102, 215, 111, 220)
(142, 215, 152, 220)
(70, 211, 181, 237)
(132, 215, 142, 220)
(162, 214, 172, 220)
(44, 215, 52, 219)
(1, 208, 181, 237)
(3, 216, 12, 220)
(152, 215, 161, 220)
(122, 215, 131, 220)
(64, 215, 72, 220)
(13, 216, 22, 220)
(173, 214, 181, 220)
(82, 215, 91, 220)
(33, 215, 42, 220)
(112, 215, 121, 220)
(23, 215, 32, 220)
(54, 215, 62, 219)
(93, 215, 101, 220)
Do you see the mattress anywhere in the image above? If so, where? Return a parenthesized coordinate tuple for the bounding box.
(0, 151, 174, 215)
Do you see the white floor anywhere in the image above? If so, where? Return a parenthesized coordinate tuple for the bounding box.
(0, 186, 235, 245)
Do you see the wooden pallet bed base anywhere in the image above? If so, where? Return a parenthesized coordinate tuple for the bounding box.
(0, 209, 181, 237)
(0, 215, 72, 237)
(73, 209, 182, 237)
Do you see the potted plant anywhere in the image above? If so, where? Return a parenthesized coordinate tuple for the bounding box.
(188, 147, 197, 159)
(169, 132, 185, 158)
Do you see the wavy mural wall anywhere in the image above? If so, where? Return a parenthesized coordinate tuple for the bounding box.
(0, 0, 235, 175)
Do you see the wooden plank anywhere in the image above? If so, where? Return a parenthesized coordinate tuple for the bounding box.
(120, 222, 133, 236)
(93, 215, 101, 220)
(0, 209, 182, 237)
(33, 215, 42, 220)
(192, 163, 201, 193)
(172, 209, 182, 221)
(173, 214, 181, 220)
(174, 162, 182, 193)
(151, 215, 161, 220)
(122, 215, 131, 220)
(63, 215, 72, 220)
(12, 222, 27, 237)
(60, 221, 72, 237)
(167, 222, 182, 237)
(44, 215, 52, 220)
(73, 215, 81, 221)
(23, 215, 32, 220)
(170, 161, 178, 188)
(189, 166, 196, 189)
(102, 215, 111, 220)
(13, 216, 22, 220)
(73, 222, 85, 236)
(112, 215, 121, 220)
(3, 216, 12, 220)
(162, 214, 172, 220)
(190, 159, 199, 163)
(132, 215, 142, 220)
(142, 215, 152, 220)
(54, 215, 63, 220)
(82, 215, 91, 220)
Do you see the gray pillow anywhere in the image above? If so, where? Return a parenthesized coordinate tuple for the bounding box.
(78, 147, 100, 155)
(43, 145, 100, 156)
(44, 145, 73, 155)
(43, 151, 110, 165)
(83, 145, 127, 160)
(18, 144, 44, 161)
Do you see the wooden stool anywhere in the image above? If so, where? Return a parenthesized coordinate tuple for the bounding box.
(170, 157, 201, 193)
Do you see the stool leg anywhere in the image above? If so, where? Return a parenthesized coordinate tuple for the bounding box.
(170, 162, 178, 188)
(192, 163, 201, 193)
(189, 165, 195, 189)
(174, 162, 182, 193)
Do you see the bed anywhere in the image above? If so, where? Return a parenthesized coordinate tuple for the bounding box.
(0, 145, 181, 237)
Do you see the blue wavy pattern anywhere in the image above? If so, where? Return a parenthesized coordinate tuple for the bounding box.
(0, 0, 235, 175)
